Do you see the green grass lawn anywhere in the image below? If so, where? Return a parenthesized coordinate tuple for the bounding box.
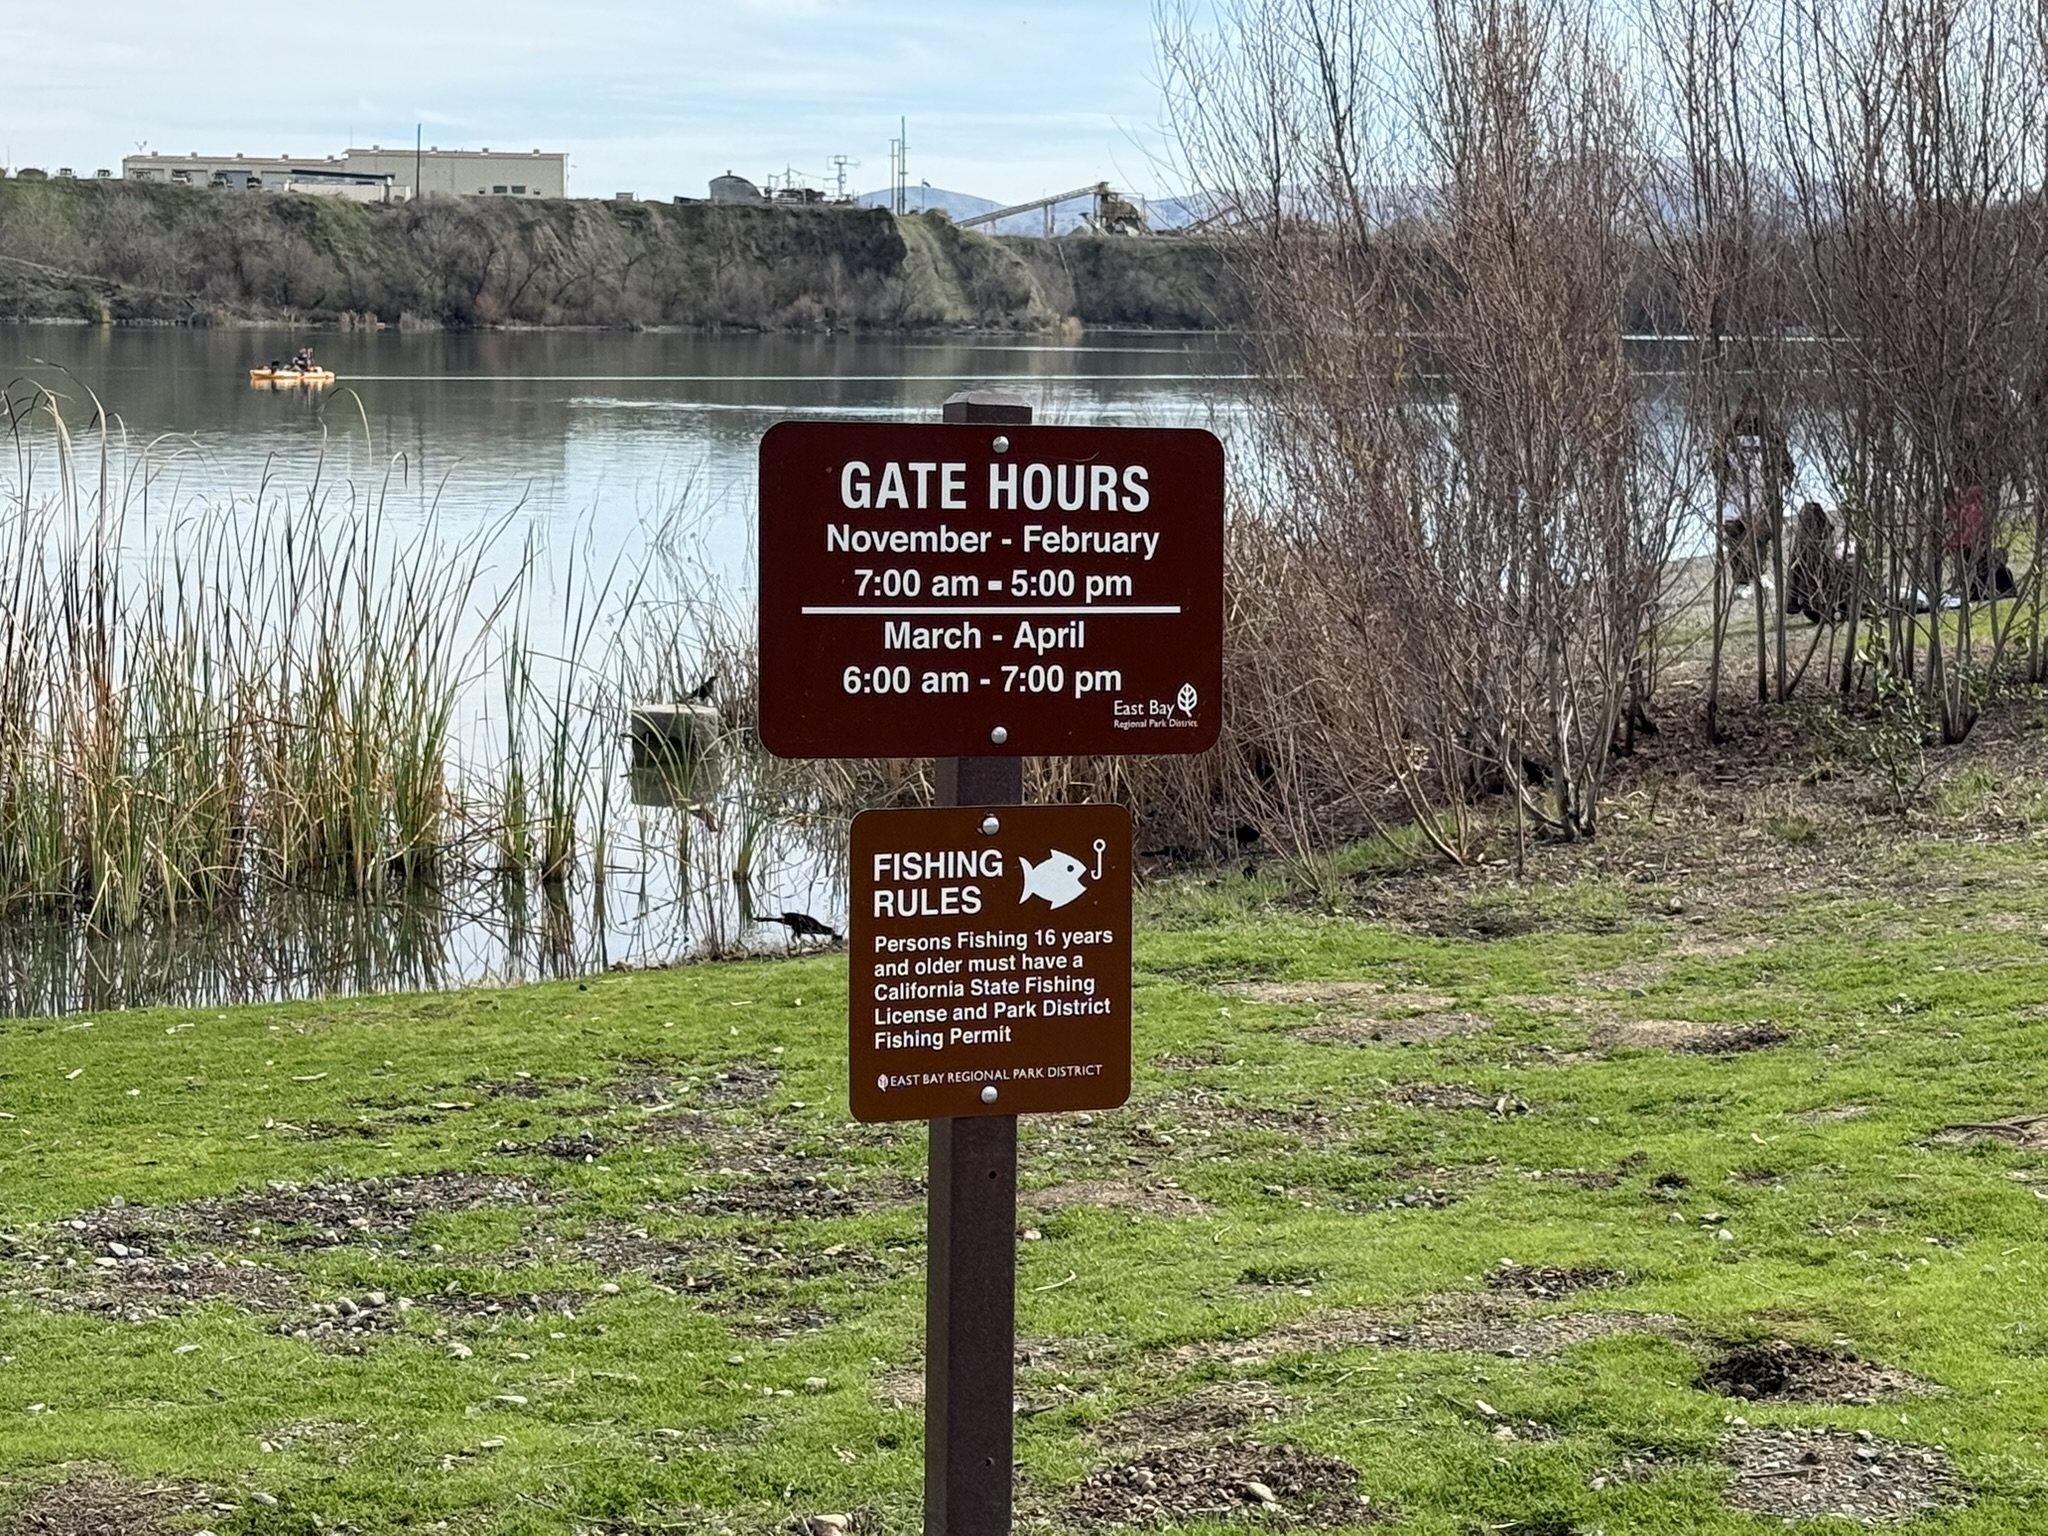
(2, 821, 2047, 1533)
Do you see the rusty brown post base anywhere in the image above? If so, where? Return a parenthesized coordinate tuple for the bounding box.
(925, 389, 1032, 1536)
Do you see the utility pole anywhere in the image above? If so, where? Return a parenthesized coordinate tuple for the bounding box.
(893, 117, 908, 215)
(414, 124, 422, 202)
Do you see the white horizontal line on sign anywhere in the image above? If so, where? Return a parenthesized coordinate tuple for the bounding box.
(800, 605, 1184, 616)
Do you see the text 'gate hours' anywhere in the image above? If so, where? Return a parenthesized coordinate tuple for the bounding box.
(758, 422, 1223, 759)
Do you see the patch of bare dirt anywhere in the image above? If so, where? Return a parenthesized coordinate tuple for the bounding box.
(1, 1467, 216, 1535)
(674, 1159, 921, 1221)
(492, 1129, 608, 1161)
(1384, 1081, 1531, 1115)
(1721, 1427, 1959, 1526)
(608, 1059, 779, 1109)
(1578, 936, 1767, 992)
(1063, 1442, 1384, 1529)
(1700, 1340, 1938, 1405)
(1191, 1294, 1689, 1365)
(1798, 1103, 1873, 1123)
(620, 1107, 725, 1147)
(1484, 1261, 1625, 1299)
(1093, 1383, 1294, 1448)
(570, 1221, 899, 1299)
(1595, 1019, 1790, 1054)
(56, 1174, 556, 1255)
(1023, 1180, 1209, 1218)
(275, 1284, 591, 1349)
(7, 1251, 303, 1321)
(1929, 1113, 2048, 1149)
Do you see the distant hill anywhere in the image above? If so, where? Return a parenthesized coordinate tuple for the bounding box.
(858, 185, 1212, 236)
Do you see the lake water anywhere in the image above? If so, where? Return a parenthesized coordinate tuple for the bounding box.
(0, 325, 1251, 1015)
(2, 328, 1248, 568)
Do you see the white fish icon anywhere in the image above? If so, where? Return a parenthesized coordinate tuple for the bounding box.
(1019, 839, 1106, 910)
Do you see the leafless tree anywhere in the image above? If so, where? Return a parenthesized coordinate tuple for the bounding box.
(1161, 0, 1681, 854)
(1768, 0, 2048, 740)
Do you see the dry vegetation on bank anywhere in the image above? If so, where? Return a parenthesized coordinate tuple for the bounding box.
(1152, 0, 2048, 871)
(0, 183, 1242, 332)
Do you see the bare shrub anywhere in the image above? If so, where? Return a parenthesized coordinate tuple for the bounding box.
(1161, 0, 1681, 854)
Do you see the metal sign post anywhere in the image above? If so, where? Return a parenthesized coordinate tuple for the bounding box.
(929, 389, 1029, 1536)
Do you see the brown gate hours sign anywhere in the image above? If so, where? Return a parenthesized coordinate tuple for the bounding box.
(758, 422, 1223, 758)
(849, 803, 1132, 1123)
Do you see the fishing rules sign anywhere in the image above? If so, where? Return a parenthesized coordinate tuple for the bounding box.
(757, 421, 1224, 759)
(848, 803, 1132, 1123)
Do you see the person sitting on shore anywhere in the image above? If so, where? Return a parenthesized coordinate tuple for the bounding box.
(1786, 501, 1856, 623)
(1715, 405, 1794, 605)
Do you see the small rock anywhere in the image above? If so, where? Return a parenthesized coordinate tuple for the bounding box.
(804, 1377, 830, 1393)
(107, 1242, 131, 1259)
(494, 1394, 528, 1406)
(249, 1493, 279, 1509)
(1666, 895, 1685, 914)
(1715, 1229, 1735, 1242)
(479, 1437, 507, 1450)
(600, 1283, 620, 1295)
(1666, 1212, 1687, 1224)
(802, 1516, 849, 1536)
(365, 1290, 387, 1307)
(336, 1297, 358, 1317)
(1022, 1228, 1043, 1241)
(447, 1343, 473, 1360)
(726, 1353, 746, 1366)
(1241, 1480, 1279, 1507)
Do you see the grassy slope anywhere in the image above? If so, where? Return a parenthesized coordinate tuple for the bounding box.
(0, 819, 2045, 1533)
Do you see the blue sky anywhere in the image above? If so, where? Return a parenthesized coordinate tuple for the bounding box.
(0, 0, 1175, 203)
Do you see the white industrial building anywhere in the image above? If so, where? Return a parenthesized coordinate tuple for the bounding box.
(120, 147, 566, 201)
